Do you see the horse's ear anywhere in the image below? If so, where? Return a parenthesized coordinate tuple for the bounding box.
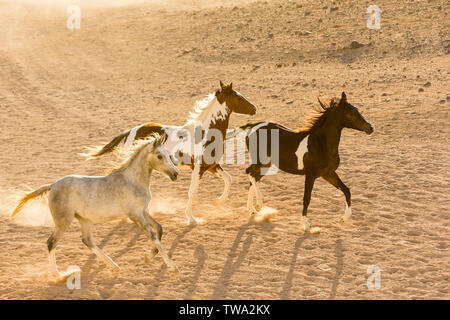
(220, 80, 225, 90)
(341, 91, 347, 102)
(331, 98, 336, 106)
(229, 82, 233, 90)
(317, 97, 327, 110)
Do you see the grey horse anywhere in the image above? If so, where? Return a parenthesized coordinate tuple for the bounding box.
(11, 135, 180, 283)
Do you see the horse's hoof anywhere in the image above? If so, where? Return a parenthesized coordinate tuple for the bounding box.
(169, 264, 180, 273)
(50, 269, 80, 284)
(186, 217, 198, 226)
(340, 214, 351, 226)
(144, 248, 159, 263)
(112, 265, 121, 272)
(309, 227, 321, 234)
(300, 217, 311, 233)
(213, 198, 225, 206)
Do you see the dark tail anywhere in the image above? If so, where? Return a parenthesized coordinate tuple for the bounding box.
(81, 130, 131, 159)
(10, 184, 52, 219)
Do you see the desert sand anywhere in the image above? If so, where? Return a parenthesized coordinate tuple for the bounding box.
(0, 0, 449, 299)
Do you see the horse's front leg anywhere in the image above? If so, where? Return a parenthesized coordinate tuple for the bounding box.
(130, 211, 179, 272)
(247, 183, 256, 215)
(212, 165, 232, 206)
(185, 164, 200, 225)
(143, 210, 162, 261)
(301, 174, 321, 234)
(323, 172, 351, 225)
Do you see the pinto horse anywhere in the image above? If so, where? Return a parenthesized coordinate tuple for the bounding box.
(86, 82, 257, 224)
(231, 92, 373, 233)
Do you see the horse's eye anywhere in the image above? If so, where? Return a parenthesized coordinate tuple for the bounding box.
(157, 155, 163, 160)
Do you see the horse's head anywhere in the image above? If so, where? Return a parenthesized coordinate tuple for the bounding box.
(148, 135, 179, 181)
(215, 81, 257, 115)
(328, 92, 374, 135)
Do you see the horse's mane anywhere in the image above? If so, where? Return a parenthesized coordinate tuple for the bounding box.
(298, 96, 339, 133)
(186, 93, 218, 123)
(107, 134, 165, 174)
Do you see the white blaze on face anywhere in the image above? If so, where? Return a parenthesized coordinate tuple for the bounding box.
(295, 135, 309, 170)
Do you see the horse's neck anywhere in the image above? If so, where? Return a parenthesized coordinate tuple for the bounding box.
(184, 98, 231, 134)
(123, 151, 151, 188)
(208, 109, 231, 136)
(310, 116, 342, 156)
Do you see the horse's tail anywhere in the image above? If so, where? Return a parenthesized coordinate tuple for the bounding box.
(10, 184, 52, 219)
(81, 130, 131, 159)
(226, 123, 261, 140)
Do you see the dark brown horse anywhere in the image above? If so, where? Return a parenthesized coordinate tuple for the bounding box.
(85, 82, 257, 224)
(231, 92, 373, 233)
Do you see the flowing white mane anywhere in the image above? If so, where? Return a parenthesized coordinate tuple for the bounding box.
(186, 93, 229, 127)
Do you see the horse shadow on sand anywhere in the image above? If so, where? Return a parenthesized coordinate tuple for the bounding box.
(329, 238, 343, 299)
(145, 223, 196, 299)
(78, 218, 196, 297)
(280, 235, 344, 299)
(80, 220, 140, 283)
(210, 219, 275, 299)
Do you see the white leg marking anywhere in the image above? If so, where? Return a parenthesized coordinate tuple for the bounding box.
(300, 216, 311, 232)
(213, 169, 231, 205)
(49, 250, 80, 283)
(300, 216, 321, 234)
(340, 203, 352, 225)
(49, 250, 60, 277)
(247, 184, 256, 215)
(185, 165, 200, 224)
(249, 175, 263, 210)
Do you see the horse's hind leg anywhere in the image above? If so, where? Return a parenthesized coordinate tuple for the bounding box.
(76, 214, 120, 271)
(185, 164, 200, 225)
(323, 172, 351, 225)
(246, 164, 264, 212)
(210, 165, 231, 206)
(47, 217, 73, 283)
(130, 212, 178, 272)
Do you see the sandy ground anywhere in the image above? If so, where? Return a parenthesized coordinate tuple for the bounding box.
(0, 0, 449, 300)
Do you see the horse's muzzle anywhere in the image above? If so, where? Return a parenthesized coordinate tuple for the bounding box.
(169, 171, 178, 181)
(364, 124, 374, 135)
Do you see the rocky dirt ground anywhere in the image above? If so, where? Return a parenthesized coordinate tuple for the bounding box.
(0, 0, 448, 299)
